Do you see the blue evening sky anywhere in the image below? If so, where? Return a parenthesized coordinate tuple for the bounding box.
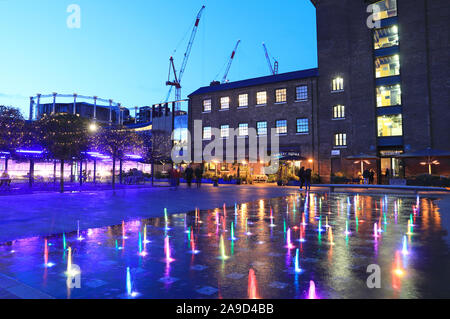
(0, 0, 317, 117)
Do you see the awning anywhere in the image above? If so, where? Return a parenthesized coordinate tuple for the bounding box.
(395, 148, 450, 158)
(345, 153, 379, 160)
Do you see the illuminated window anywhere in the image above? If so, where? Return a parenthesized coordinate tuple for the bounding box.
(333, 105, 345, 119)
(334, 133, 347, 147)
(276, 120, 287, 135)
(220, 97, 230, 110)
(220, 125, 229, 138)
(275, 89, 287, 103)
(374, 25, 399, 50)
(238, 94, 248, 107)
(203, 126, 212, 140)
(332, 77, 344, 92)
(257, 121, 267, 136)
(238, 123, 248, 137)
(256, 91, 267, 105)
(376, 84, 401, 107)
(296, 86, 308, 101)
(372, 0, 397, 21)
(296, 118, 309, 134)
(203, 99, 211, 112)
(377, 114, 403, 137)
(375, 55, 400, 78)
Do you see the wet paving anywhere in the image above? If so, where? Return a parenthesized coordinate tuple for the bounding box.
(0, 192, 449, 299)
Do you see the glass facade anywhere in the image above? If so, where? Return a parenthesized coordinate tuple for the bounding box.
(376, 84, 401, 107)
(374, 25, 399, 49)
(377, 114, 403, 136)
(372, 0, 397, 21)
(375, 55, 400, 78)
(275, 89, 287, 103)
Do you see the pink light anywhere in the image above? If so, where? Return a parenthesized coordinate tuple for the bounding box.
(308, 280, 317, 299)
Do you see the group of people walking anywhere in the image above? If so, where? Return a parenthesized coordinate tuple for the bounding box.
(168, 165, 204, 190)
(362, 169, 376, 185)
(297, 166, 312, 191)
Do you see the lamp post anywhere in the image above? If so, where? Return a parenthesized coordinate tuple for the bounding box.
(73, 93, 77, 115)
(52, 92, 57, 114)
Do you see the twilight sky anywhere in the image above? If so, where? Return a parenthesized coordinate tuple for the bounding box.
(0, 0, 317, 117)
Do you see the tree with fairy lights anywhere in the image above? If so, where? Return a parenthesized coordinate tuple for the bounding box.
(38, 113, 91, 192)
(141, 130, 172, 186)
(0, 105, 26, 171)
(91, 126, 144, 188)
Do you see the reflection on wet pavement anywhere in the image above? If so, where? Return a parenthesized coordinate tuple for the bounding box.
(0, 192, 449, 299)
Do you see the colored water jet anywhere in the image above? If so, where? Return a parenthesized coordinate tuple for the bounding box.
(402, 235, 409, 255)
(308, 280, 317, 299)
(269, 207, 276, 227)
(344, 220, 351, 236)
(328, 227, 335, 245)
(164, 236, 175, 263)
(63, 233, 66, 251)
(285, 228, 294, 249)
(248, 269, 259, 299)
(219, 234, 229, 260)
(294, 249, 302, 273)
(230, 222, 237, 241)
(77, 220, 84, 241)
(374, 223, 379, 238)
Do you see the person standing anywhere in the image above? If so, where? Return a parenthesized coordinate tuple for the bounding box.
(305, 168, 312, 191)
(185, 165, 194, 188)
(298, 166, 305, 190)
(369, 169, 375, 185)
(195, 166, 203, 188)
(363, 169, 370, 185)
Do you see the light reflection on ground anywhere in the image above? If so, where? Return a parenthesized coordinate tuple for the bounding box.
(0, 192, 449, 299)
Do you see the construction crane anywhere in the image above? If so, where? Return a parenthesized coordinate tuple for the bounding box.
(262, 43, 279, 75)
(165, 5, 205, 105)
(221, 40, 241, 83)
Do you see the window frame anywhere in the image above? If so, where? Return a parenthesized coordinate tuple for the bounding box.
(238, 123, 249, 137)
(275, 88, 287, 104)
(238, 93, 249, 108)
(295, 85, 308, 102)
(256, 91, 267, 106)
(331, 77, 344, 92)
(296, 118, 309, 134)
(256, 121, 268, 136)
(275, 119, 288, 135)
(332, 105, 346, 119)
(203, 126, 212, 140)
(220, 96, 230, 111)
(334, 133, 347, 147)
(220, 124, 230, 139)
(202, 99, 212, 113)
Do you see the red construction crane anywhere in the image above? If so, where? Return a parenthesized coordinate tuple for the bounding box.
(262, 42, 279, 75)
(221, 40, 241, 83)
(166, 5, 205, 104)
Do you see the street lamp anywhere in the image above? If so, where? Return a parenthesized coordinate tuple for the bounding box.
(89, 122, 98, 133)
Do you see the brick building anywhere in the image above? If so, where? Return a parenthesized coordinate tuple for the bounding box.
(187, 0, 449, 183)
(188, 69, 319, 179)
(312, 0, 450, 182)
